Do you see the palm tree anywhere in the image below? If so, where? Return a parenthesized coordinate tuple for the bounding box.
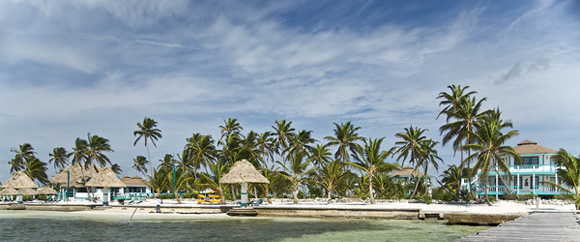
(238, 131, 263, 166)
(278, 151, 312, 204)
(419, 139, 443, 196)
(350, 138, 400, 204)
(286, 130, 317, 160)
(186, 133, 217, 178)
(255, 131, 275, 166)
(111, 164, 123, 176)
(463, 115, 521, 205)
(147, 167, 170, 199)
(259, 163, 281, 204)
(392, 126, 428, 199)
(541, 149, 580, 210)
(85, 133, 114, 168)
(23, 157, 49, 184)
(439, 164, 470, 200)
(167, 169, 193, 204)
(9, 143, 36, 173)
(134, 117, 163, 181)
(436, 84, 477, 120)
(219, 118, 243, 141)
(133, 155, 149, 177)
(71, 137, 89, 186)
(308, 143, 332, 168)
(439, 96, 491, 199)
(48, 147, 70, 172)
(315, 159, 349, 203)
(272, 120, 295, 163)
(200, 159, 230, 203)
(325, 122, 364, 163)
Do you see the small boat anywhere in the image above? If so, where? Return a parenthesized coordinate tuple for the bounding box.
(197, 190, 222, 204)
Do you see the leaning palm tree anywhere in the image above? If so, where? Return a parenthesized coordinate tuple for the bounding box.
(419, 139, 443, 197)
(350, 137, 400, 204)
(325, 121, 364, 163)
(134, 117, 163, 181)
(23, 157, 49, 185)
(9, 143, 36, 173)
(392, 126, 429, 199)
(132, 155, 149, 177)
(48, 147, 70, 172)
(85, 133, 114, 168)
(111, 164, 123, 176)
(462, 116, 521, 206)
(278, 151, 312, 204)
(71, 137, 89, 185)
(541, 149, 580, 210)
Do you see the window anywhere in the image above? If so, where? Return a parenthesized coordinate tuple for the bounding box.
(522, 156, 539, 168)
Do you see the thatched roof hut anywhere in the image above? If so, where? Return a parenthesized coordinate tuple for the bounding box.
(20, 188, 37, 195)
(0, 188, 18, 195)
(85, 167, 126, 188)
(219, 159, 270, 184)
(1, 171, 39, 189)
(50, 163, 101, 187)
(36, 186, 58, 195)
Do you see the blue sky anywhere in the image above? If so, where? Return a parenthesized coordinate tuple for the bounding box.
(1, 0, 579, 183)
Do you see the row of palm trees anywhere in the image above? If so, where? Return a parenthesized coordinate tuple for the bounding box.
(7, 85, 579, 208)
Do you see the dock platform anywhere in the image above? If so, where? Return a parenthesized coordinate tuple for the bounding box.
(456, 212, 580, 241)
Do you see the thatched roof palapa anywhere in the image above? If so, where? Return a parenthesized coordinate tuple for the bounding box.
(219, 159, 270, 184)
(513, 140, 558, 154)
(389, 166, 426, 177)
(85, 167, 126, 188)
(1, 171, 39, 189)
(36, 186, 58, 195)
(0, 188, 18, 195)
(50, 163, 101, 188)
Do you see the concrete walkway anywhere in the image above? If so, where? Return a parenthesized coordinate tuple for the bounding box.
(456, 211, 580, 241)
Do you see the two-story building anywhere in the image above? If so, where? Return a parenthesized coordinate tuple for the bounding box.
(472, 139, 569, 198)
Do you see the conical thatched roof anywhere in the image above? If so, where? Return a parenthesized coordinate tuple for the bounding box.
(20, 188, 37, 195)
(50, 163, 100, 188)
(1, 171, 39, 189)
(85, 167, 126, 188)
(219, 159, 270, 184)
(36, 186, 58, 195)
(389, 166, 426, 177)
(0, 188, 18, 195)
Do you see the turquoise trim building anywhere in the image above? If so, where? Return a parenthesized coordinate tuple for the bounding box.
(472, 139, 573, 197)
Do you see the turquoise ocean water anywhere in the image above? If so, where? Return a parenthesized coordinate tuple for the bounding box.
(0, 210, 488, 242)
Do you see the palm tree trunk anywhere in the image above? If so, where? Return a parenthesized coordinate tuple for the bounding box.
(494, 166, 512, 196)
(230, 184, 237, 200)
(293, 183, 299, 204)
(369, 174, 376, 204)
(218, 185, 225, 203)
(327, 187, 333, 204)
(146, 141, 154, 183)
(265, 185, 272, 204)
(410, 176, 420, 200)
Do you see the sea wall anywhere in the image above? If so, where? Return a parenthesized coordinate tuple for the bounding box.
(254, 206, 421, 219)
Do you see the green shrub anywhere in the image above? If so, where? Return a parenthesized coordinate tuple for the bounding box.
(160, 194, 174, 199)
(554, 194, 575, 201)
(516, 194, 537, 201)
(181, 192, 197, 199)
(36, 195, 47, 201)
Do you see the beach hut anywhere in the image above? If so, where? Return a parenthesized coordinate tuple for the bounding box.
(0, 188, 18, 201)
(1, 171, 39, 204)
(219, 159, 269, 207)
(85, 167, 126, 206)
(50, 164, 100, 200)
(36, 186, 58, 195)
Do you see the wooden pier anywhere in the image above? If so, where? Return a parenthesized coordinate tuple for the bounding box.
(456, 212, 580, 242)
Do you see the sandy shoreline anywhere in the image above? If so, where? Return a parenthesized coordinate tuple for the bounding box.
(25, 199, 574, 217)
